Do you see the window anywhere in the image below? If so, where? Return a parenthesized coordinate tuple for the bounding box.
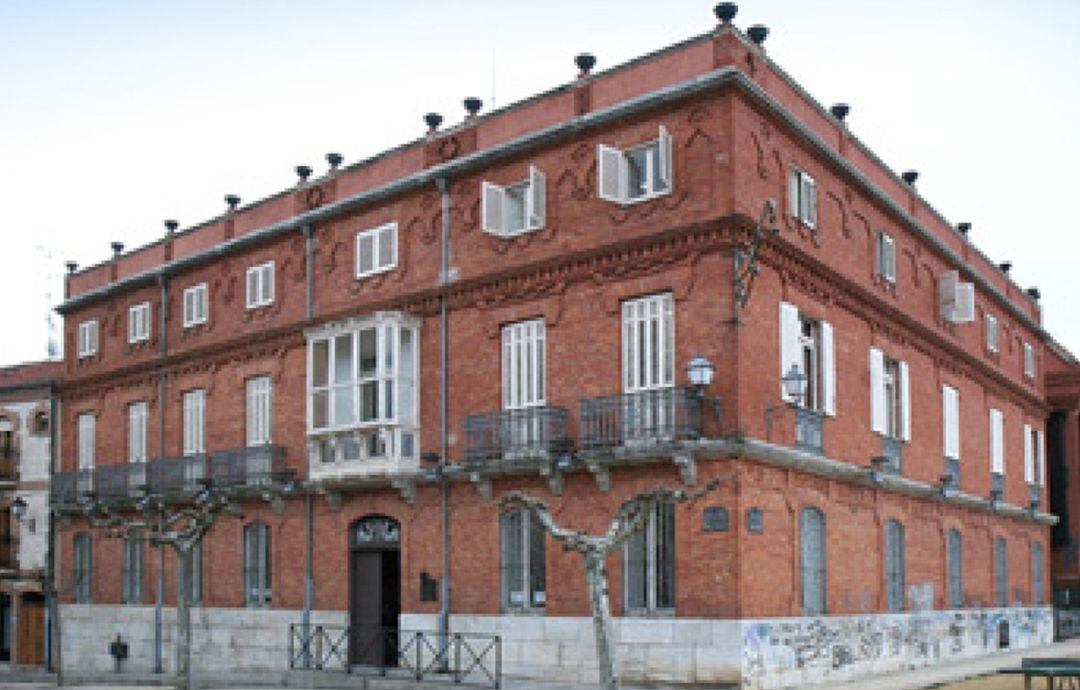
(598, 126, 673, 204)
(995, 536, 1008, 606)
(33, 411, 48, 435)
(500, 507, 546, 611)
(245, 262, 275, 309)
(483, 167, 546, 236)
(77, 413, 96, 470)
(1033, 542, 1045, 606)
(990, 407, 1004, 477)
(246, 376, 272, 446)
(870, 349, 910, 441)
(121, 534, 143, 605)
(799, 507, 826, 615)
(1024, 424, 1045, 486)
(938, 270, 976, 324)
(1023, 342, 1035, 379)
(884, 519, 906, 612)
(182, 543, 202, 605)
(183, 390, 205, 456)
(355, 223, 397, 279)
(622, 293, 674, 393)
(624, 501, 675, 612)
(942, 385, 960, 461)
(986, 314, 999, 353)
(128, 302, 151, 343)
(306, 314, 420, 466)
(77, 320, 99, 358)
(183, 283, 208, 328)
(779, 302, 835, 414)
(73, 533, 92, 603)
(503, 320, 545, 410)
(788, 167, 818, 228)
(243, 522, 271, 607)
(128, 402, 148, 463)
(875, 231, 896, 282)
(947, 529, 963, 609)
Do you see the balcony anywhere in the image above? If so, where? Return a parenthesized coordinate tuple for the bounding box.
(944, 457, 961, 487)
(463, 407, 572, 468)
(50, 445, 291, 509)
(794, 407, 824, 454)
(1029, 484, 1042, 509)
(880, 436, 903, 474)
(580, 387, 701, 450)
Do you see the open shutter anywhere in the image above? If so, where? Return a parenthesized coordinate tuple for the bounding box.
(869, 348, 886, 434)
(263, 265, 274, 305)
(803, 175, 818, 228)
(658, 125, 673, 191)
(527, 166, 546, 230)
(246, 269, 258, 308)
(943, 385, 959, 460)
(899, 361, 911, 441)
(788, 169, 800, 218)
(482, 182, 505, 234)
(990, 409, 1004, 475)
(779, 302, 800, 402)
(1023, 423, 1034, 484)
(1037, 429, 1046, 486)
(954, 283, 975, 323)
(820, 321, 835, 416)
(379, 223, 397, 268)
(598, 145, 624, 203)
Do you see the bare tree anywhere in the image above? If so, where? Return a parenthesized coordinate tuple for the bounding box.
(500, 478, 723, 690)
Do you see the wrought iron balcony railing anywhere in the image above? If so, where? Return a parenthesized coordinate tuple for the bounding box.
(94, 462, 149, 500)
(881, 436, 903, 474)
(579, 387, 701, 450)
(944, 457, 961, 488)
(148, 455, 208, 495)
(463, 406, 571, 466)
(209, 445, 288, 488)
(794, 407, 824, 454)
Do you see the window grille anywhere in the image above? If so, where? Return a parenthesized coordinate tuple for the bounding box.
(947, 529, 963, 608)
(799, 507, 827, 615)
(995, 536, 1008, 607)
(884, 519, 906, 612)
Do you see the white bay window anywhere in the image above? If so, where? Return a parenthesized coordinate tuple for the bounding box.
(307, 312, 419, 472)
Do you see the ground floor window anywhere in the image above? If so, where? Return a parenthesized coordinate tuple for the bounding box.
(244, 522, 271, 606)
(122, 535, 143, 605)
(624, 501, 675, 612)
(499, 508, 546, 611)
(884, 520, 905, 612)
(73, 533, 92, 603)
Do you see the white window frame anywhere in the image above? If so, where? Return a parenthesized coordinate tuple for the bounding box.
(623, 501, 675, 612)
(989, 407, 1004, 476)
(246, 376, 272, 447)
(77, 413, 96, 470)
(986, 313, 999, 353)
(502, 320, 545, 410)
(1023, 342, 1035, 379)
(788, 166, 818, 228)
(183, 283, 209, 328)
(942, 385, 960, 460)
(500, 507, 546, 612)
(871, 349, 911, 441)
(875, 231, 896, 283)
(245, 262, 275, 310)
(128, 302, 151, 344)
(780, 302, 835, 415)
(355, 222, 398, 279)
(483, 166, 546, 237)
(183, 389, 206, 456)
(622, 293, 674, 393)
(597, 126, 673, 205)
(128, 401, 148, 463)
(77, 320, 99, 358)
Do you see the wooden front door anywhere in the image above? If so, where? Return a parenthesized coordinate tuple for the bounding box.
(17, 594, 45, 666)
(348, 517, 400, 668)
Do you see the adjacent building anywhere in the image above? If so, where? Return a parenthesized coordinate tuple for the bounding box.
(50, 6, 1070, 688)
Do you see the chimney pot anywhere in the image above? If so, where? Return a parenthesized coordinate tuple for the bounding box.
(830, 103, 850, 121)
(110, 242, 124, 257)
(225, 194, 241, 212)
(714, 2, 738, 24)
(1027, 287, 1041, 300)
(957, 222, 971, 236)
(424, 112, 443, 134)
(295, 165, 312, 183)
(65, 261, 78, 274)
(463, 97, 483, 117)
(164, 219, 179, 234)
(999, 261, 1012, 274)
(747, 24, 769, 45)
(575, 53, 597, 77)
(901, 170, 919, 186)
(326, 152, 343, 171)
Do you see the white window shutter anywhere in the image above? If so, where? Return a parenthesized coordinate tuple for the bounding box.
(883, 235, 896, 280)
(527, 166, 546, 230)
(869, 347, 886, 435)
(1023, 423, 1034, 484)
(482, 182, 505, 234)
(804, 176, 817, 228)
(788, 169, 800, 218)
(264, 265, 274, 304)
(1037, 429, 1045, 486)
(658, 125, 673, 189)
(943, 385, 960, 460)
(779, 302, 800, 402)
(990, 409, 1004, 474)
(954, 283, 975, 323)
(380, 223, 397, 267)
(899, 361, 911, 442)
(938, 271, 958, 321)
(820, 321, 835, 416)
(598, 145, 624, 203)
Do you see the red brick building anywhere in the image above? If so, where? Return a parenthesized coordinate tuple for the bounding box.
(51, 5, 1066, 687)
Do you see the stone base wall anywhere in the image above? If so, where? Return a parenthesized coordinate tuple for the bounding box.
(60, 604, 346, 678)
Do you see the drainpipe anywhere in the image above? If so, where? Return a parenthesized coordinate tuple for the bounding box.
(302, 224, 315, 667)
(47, 383, 61, 684)
(154, 276, 169, 674)
(436, 177, 452, 657)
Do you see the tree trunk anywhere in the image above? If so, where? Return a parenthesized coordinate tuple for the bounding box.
(175, 545, 192, 690)
(585, 551, 618, 690)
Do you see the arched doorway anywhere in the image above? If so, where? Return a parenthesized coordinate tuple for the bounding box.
(349, 516, 401, 668)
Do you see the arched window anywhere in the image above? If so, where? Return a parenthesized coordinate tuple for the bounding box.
(243, 522, 271, 607)
(1032, 542, 1045, 606)
(947, 529, 964, 609)
(995, 536, 1008, 607)
(500, 507, 546, 612)
(884, 519, 906, 612)
(799, 507, 826, 615)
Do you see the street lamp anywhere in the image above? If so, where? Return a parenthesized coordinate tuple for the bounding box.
(10, 496, 27, 521)
(686, 355, 715, 393)
(781, 364, 807, 406)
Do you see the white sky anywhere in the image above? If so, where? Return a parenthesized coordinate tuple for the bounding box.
(1, 0, 1078, 365)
